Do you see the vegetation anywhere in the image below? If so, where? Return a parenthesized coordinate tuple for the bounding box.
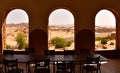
(6, 45, 13, 50)
(96, 35, 113, 47)
(50, 37, 72, 48)
(95, 35, 114, 41)
(15, 32, 28, 50)
(100, 38, 107, 45)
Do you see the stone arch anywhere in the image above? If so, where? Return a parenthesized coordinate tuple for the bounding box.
(2, 7, 30, 21)
(48, 7, 75, 51)
(95, 8, 120, 50)
(47, 6, 76, 28)
(1, 8, 29, 52)
(47, 6, 77, 28)
(106, 8, 120, 50)
(48, 6, 76, 21)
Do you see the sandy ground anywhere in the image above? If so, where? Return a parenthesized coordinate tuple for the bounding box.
(5, 25, 115, 51)
(95, 40, 116, 50)
(5, 25, 28, 49)
(48, 29, 74, 51)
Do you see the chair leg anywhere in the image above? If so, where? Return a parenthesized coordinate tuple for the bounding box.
(81, 67, 83, 73)
(27, 62, 32, 73)
(0, 68, 3, 73)
(0, 65, 4, 73)
(99, 69, 101, 73)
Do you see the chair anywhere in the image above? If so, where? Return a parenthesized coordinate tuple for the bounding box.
(64, 50, 75, 55)
(3, 59, 23, 73)
(79, 49, 90, 54)
(25, 47, 34, 55)
(44, 50, 55, 64)
(0, 61, 3, 73)
(56, 61, 73, 73)
(25, 48, 35, 73)
(34, 58, 50, 73)
(44, 50, 55, 55)
(3, 50, 14, 55)
(56, 50, 75, 73)
(82, 56, 101, 73)
(64, 50, 75, 73)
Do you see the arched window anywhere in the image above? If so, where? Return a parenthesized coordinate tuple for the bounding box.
(95, 9, 116, 51)
(2, 9, 29, 50)
(48, 9, 74, 51)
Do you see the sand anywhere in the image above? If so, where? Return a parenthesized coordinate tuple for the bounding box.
(5, 24, 115, 51)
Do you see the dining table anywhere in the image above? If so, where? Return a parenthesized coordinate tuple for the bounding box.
(0, 54, 35, 73)
(45, 54, 109, 73)
(35, 54, 109, 73)
(0, 53, 109, 73)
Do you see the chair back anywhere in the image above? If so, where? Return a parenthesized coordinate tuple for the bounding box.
(80, 49, 90, 54)
(35, 58, 50, 73)
(3, 50, 14, 55)
(44, 50, 55, 55)
(3, 59, 18, 73)
(82, 56, 101, 73)
(86, 56, 100, 64)
(25, 47, 34, 54)
(56, 61, 73, 73)
(64, 50, 75, 55)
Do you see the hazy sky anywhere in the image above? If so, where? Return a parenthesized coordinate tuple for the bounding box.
(6, 9, 29, 24)
(6, 9, 116, 27)
(95, 9, 116, 27)
(49, 9, 74, 25)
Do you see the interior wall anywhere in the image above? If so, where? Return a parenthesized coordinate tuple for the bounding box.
(0, 0, 120, 55)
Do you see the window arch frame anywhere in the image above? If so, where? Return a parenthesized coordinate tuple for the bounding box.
(2, 8, 29, 51)
(95, 8, 119, 51)
(48, 8, 75, 51)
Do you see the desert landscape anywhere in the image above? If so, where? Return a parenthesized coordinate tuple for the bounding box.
(48, 24, 74, 51)
(5, 23, 116, 51)
(5, 23, 28, 50)
(95, 26, 116, 50)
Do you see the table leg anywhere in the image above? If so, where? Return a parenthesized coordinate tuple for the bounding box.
(27, 62, 31, 73)
(53, 62, 55, 73)
(80, 62, 82, 73)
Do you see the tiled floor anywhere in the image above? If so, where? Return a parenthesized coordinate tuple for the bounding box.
(101, 59, 120, 73)
(18, 58, 120, 73)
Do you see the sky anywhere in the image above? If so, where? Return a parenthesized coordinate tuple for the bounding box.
(49, 9, 74, 25)
(6, 9, 116, 27)
(6, 9, 29, 24)
(95, 9, 116, 27)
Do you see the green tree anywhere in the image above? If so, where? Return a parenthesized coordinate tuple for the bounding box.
(50, 37, 72, 48)
(6, 45, 13, 50)
(101, 38, 107, 45)
(15, 32, 28, 50)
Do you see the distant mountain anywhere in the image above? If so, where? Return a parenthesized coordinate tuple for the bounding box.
(95, 25, 115, 28)
(6, 23, 28, 27)
(95, 26, 115, 33)
(49, 24, 74, 29)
